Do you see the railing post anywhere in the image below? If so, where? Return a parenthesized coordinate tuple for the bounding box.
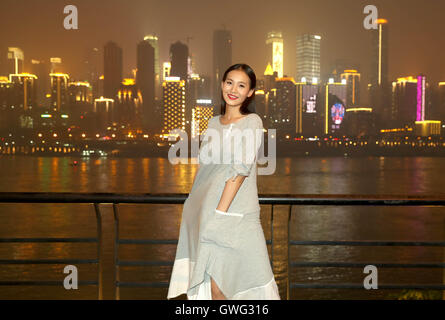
(93, 203, 103, 300)
(287, 204, 291, 300)
(94, 203, 117, 300)
(113, 203, 120, 300)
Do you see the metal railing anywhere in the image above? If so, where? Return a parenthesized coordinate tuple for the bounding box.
(0, 192, 444, 299)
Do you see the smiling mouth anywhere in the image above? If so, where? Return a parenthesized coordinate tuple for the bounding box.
(228, 94, 238, 100)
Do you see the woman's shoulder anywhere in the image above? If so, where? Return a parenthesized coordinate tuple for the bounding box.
(246, 113, 263, 128)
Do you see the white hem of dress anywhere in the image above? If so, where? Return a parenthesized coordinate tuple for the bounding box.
(168, 258, 280, 300)
(167, 258, 194, 300)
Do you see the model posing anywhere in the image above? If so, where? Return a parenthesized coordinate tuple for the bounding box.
(167, 63, 280, 300)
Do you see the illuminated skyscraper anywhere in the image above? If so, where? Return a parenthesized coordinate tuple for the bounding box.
(295, 80, 319, 135)
(104, 41, 123, 99)
(30, 59, 50, 107)
(369, 19, 390, 128)
(212, 29, 232, 108)
(137, 39, 156, 131)
(50, 73, 69, 112)
(266, 31, 284, 78)
(270, 77, 296, 135)
(263, 63, 277, 93)
(162, 77, 186, 137)
(83, 47, 102, 100)
(143, 35, 160, 78)
(7, 47, 24, 74)
(341, 70, 361, 107)
(9, 73, 38, 112)
(191, 99, 214, 139)
(163, 62, 171, 81)
(170, 41, 188, 81)
(371, 19, 388, 87)
(296, 34, 321, 83)
(94, 97, 114, 131)
(144, 34, 161, 100)
(50, 57, 63, 73)
(117, 78, 143, 128)
(391, 76, 429, 127)
(325, 80, 347, 134)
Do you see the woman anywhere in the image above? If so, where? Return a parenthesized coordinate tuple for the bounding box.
(167, 63, 280, 300)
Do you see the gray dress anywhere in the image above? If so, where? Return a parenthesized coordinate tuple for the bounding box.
(167, 113, 280, 300)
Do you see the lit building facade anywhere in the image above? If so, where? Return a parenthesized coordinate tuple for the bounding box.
(266, 31, 284, 78)
(213, 29, 232, 107)
(191, 99, 214, 139)
(324, 81, 347, 134)
(50, 73, 69, 112)
(341, 70, 361, 107)
(162, 77, 186, 138)
(391, 76, 428, 127)
(117, 78, 143, 129)
(296, 34, 321, 83)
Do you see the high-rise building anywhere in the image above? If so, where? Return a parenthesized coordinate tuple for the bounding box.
(212, 29, 232, 107)
(143, 34, 161, 99)
(296, 34, 321, 83)
(50, 57, 63, 73)
(255, 90, 266, 120)
(369, 18, 390, 129)
(170, 41, 188, 81)
(391, 76, 429, 127)
(324, 80, 347, 134)
(7, 47, 24, 74)
(104, 41, 123, 99)
(137, 39, 156, 131)
(191, 99, 214, 139)
(0, 76, 13, 131)
(83, 47, 102, 100)
(9, 73, 38, 113)
(94, 97, 114, 132)
(50, 73, 69, 112)
(163, 62, 171, 81)
(295, 80, 320, 135)
(266, 31, 284, 78)
(117, 78, 143, 129)
(186, 74, 211, 126)
(162, 77, 186, 138)
(371, 19, 389, 87)
(263, 63, 277, 93)
(341, 70, 361, 107)
(436, 82, 445, 120)
(30, 59, 50, 107)
(68, 81, 93, 126)
(268, 77, 296, 137)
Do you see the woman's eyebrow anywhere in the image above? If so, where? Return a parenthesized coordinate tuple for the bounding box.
(227, 77, 246, 85)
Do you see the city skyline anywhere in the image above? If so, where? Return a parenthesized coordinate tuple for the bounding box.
(1, 0, 445, 108)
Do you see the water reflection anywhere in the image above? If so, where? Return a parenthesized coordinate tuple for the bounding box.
(0, 156, 444, 299)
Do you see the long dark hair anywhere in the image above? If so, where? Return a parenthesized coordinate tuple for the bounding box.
(220, 63, 256, 115)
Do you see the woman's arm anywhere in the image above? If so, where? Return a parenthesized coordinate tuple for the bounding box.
(191, 163, 200, 186)
(216, 175, 246, 212)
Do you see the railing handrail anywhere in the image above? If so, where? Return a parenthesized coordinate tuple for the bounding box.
(1, 192, 445, 300)
(1, 192, 445, 205)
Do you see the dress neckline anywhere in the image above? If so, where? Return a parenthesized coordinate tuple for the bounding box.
(218, 114, 250, 126)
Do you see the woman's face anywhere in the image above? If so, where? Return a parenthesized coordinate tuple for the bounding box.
(221, 69, 254, 109)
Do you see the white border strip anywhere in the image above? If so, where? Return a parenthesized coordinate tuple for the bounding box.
(215, 209, 244, 217)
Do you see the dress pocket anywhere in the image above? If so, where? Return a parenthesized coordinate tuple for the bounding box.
(200, 209, 244, 248)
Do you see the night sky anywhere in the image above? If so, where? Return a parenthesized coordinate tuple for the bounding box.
(1, 0, 445, 103)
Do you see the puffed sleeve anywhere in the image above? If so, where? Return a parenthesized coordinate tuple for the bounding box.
(224, 114, 264, 182)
